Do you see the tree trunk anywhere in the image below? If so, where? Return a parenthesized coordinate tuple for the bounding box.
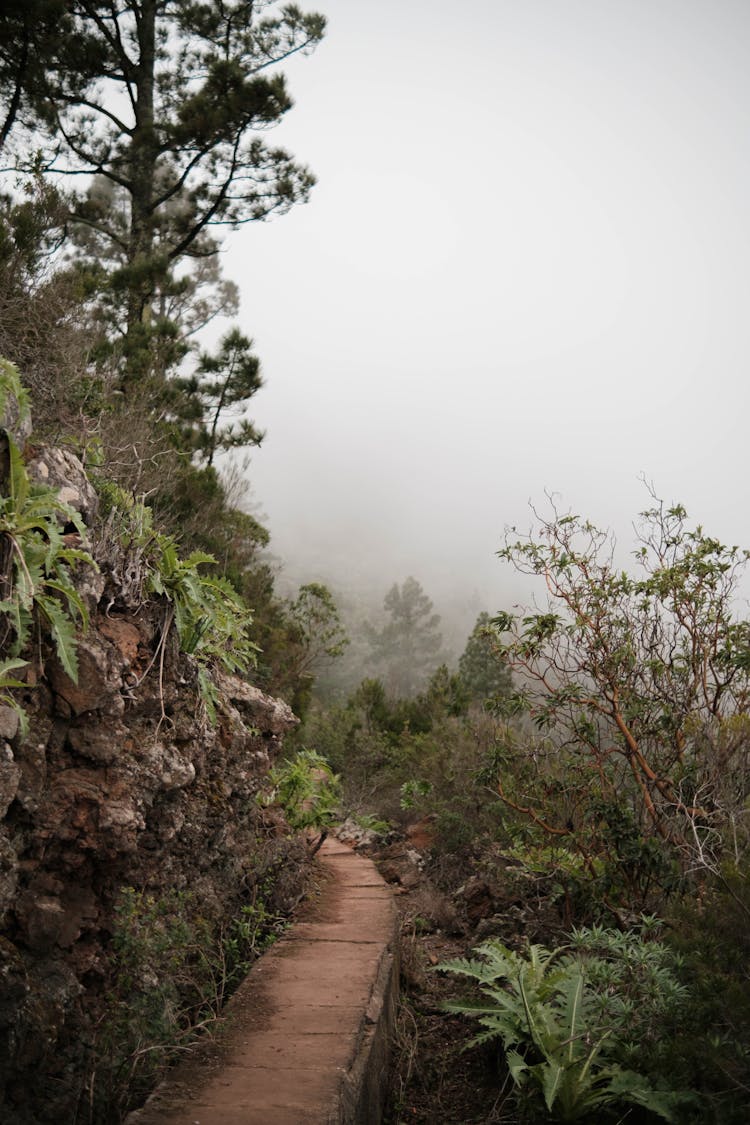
(124, 0, 158, 386)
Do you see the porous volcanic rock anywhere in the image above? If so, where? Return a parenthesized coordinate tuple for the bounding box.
(25, 446, 99, 526)
(0, 453, 305, 1125)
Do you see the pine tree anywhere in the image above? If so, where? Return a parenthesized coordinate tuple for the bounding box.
(175, 328, 264, 466)
(2, 1, 325, 386)
(366, 577, 443, 697)
(0, 1, 72, 153)
(457, 611, 512, 703)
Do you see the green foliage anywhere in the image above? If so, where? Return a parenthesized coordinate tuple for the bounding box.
(139, 467, 340, 717)
(483, 838, 608, 923)
(347, 666, 465, 745)
(0, 355, 29, 423)
(265, 582, 349, 717)
(265, 748, 340, 833)
(286, 583, 349, 671)
(5, 0, 325, 388)
(439, 929, 692, 1122)
(300, 667, 510, 850)
(493, 494, 750, 873)
(565, 921, 689, 1074)
(94, 480, 258, 715)
(585, 796, 681, 907)
(147, 460, 267, 568)
(88, 883, 284, 1122)
(0, 1, 76, 154)
(147, 537, 258, 672)
(400, 778, 433, 810)
(351, 812, 391, 834)
(0, 2, 332, 735)
(458, 611, 512, 704)
(664, 862, 750, 1122)
(1, 367, 96, 699)
(175, 328, 265, 465)
(0, 656, 29, 737)
(475, 749, 682, 917)
(297, 692, 393, 795)
(0, 177, 106, 444)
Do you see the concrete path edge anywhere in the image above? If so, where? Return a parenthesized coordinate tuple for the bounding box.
(125, 839, 399, 1125)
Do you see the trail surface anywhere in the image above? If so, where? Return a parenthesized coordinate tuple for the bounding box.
(127, 838, 398, 1125)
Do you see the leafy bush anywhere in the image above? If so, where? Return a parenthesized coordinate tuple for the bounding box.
(1, 359, 97, 730)
(493, 496, 750, 873)
(663, 862, 750, 1123)
(439, 927, 693, 1122)
(93, 480, 258, 715)
(0, 656, 29, 736)
(265, 748, 340, 835)
(146, 536, 258, 713)
(87, 885, 284, 1123)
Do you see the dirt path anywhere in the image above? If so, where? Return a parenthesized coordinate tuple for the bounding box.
(126, 839, 398, 1125)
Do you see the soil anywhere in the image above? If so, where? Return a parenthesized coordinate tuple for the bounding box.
(383, 941, 514, 1125)
(360, 823, 528, 1125)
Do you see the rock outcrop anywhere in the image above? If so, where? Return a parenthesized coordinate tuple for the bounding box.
(0, 447, 304, 1125)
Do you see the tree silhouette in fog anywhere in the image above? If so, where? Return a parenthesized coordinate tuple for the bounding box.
(365, 576, 442, 696)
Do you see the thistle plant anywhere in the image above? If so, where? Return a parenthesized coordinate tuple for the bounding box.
(265, 748, 340, 849)
(439, 927, 693, 1122)
(93, 480, 259, 717)
(1, 359, 96, 732)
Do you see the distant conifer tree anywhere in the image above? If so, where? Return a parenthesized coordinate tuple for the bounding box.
(366, 577, 443, 697)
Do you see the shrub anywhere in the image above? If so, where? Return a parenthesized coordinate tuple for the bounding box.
(493, 495, 750, 874)
(93, 481, 258, 716)
(664, 862, 750, 1123)
(1, 359, 97, 730)
(439, 926, 693, 1123)
(87, 885, 284, 1123)
(265, 748, 340, 837)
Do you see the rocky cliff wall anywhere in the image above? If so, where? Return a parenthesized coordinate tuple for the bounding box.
(0, 444, 305, 1124)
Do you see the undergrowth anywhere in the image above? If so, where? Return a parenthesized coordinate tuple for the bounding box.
(438, 925, 693, 1123)
(83, 883, 286, 1124)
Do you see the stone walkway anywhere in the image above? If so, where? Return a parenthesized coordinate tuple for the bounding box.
(126, 838, 398, 1125)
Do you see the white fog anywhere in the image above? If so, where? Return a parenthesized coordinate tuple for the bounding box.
(223, 0, 750, 639)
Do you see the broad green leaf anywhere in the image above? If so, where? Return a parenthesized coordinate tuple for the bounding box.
(541, 1059, 565, 1111)
(43, 579, 89, 628)
(506, 1049, 529, 1084)
(183, 550, 216, 568)
(560, 969, 586, 1062)
(6, 437, 28, 511)
(10, 601, 32, 654)
(197, 666, 218, 723)
(149, 571, 165, 596)
(0, 358, 30, 422)
(608, 1070, 686, 1123)
(519, 972, 547, 1051)
(36, 594, 80, 682)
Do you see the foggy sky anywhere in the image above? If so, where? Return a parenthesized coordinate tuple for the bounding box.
(224, 0, 750, 620)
